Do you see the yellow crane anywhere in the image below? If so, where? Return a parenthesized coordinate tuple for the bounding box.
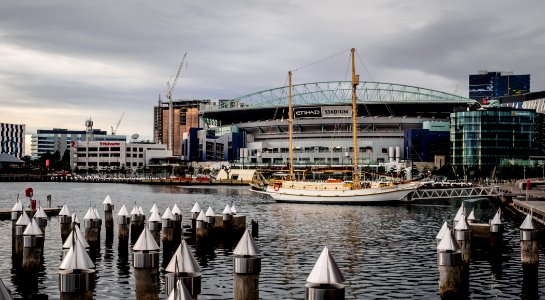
(166, 52, 187, 151)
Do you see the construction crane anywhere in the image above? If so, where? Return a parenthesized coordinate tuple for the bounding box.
(111, 112, 124, 135)
(166, 52, 187, 152)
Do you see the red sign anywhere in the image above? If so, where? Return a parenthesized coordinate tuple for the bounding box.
(45, 159, 50, 168)
(526, 179, 531, 190)
(100, 142, 121, 146)
(71, 140, 77, 147)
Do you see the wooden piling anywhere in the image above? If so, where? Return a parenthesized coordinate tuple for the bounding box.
(233, 230, 261, 300)
(437, 229, 466, 300)
(251, 220, 258, 238)
(133, 227, 160, 300)
(519, 213, 539, 269)
(22, 219, 43, 271)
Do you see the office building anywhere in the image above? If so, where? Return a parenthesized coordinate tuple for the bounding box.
(0, 122, 25, 158)
(469, 70, 530, 102)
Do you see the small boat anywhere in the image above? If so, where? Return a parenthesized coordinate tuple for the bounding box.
(253, 48, 420, 204)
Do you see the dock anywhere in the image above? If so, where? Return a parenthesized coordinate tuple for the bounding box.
(0, 207, 61, 221)
(497, 181, 545, 225)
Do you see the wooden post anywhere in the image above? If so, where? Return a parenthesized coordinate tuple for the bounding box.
(305, 246, 345, 300)
(437, 228, 465, 299)
(130, 206, 143, 244)
(118, 205, 131, 254)
(133, 227, 160, 300)
(251, 220, 259, 238)
(14, 210, 31, 260)
(172, 204, 183, 247)
(22, 219, 43, 271)
(103, 195, 114, 239)
(490, 208, 503, 249)
(148, 210, 162, 247)
(165, 240, 201, 299)
(519, 213, 539, 270)
(233, 230, 261, 300)
(59, 205, 72, 244)
(59, 232, 95, 300)
(162, 207, 176, 267)
(191, 203, 201, 235)
(83, 208, 100, 248)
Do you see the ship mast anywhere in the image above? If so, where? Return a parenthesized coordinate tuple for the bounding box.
(288, 71, 294, 180)
(351, 48, 360, 188)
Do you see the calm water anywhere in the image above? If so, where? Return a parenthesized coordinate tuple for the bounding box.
(0, 182, 544, 299)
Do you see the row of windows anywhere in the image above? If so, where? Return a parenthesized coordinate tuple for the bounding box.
(76, 162, 144, 167)
(76, 153, 143, 158)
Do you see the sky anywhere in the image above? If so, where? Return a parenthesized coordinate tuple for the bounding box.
(1, 0, 544, 150)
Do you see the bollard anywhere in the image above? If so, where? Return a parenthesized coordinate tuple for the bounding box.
(230, 204, 237, 215)
(172, 204, 183, 246)
(305, 246, 345, 300)
(15, 210, 31, 259)
(118, 205, 131, 252)
(437, 228, 464, 299)
(162, 207, 176, 265)
(195, 211, 207, 238)
(436, 221, 449, 246)
(190, 203, 201, 233)
(47, 194, 52, 208)
(103, 194, 114, 234)
(130, 206, 142, 244)
(59, 232, 95, 300)
(34, 206, 48, 239)
(490, 208, 503, 248)
(222, 205, 233, 232)
(71, 213, 80, 229)
(453, 203, 464, 229)
(11, 199, 22, 239)
(165, 239, 201, 298)
(62, 225, 90, 259)
(150, 203, 159, 214)
(251, 220, 259, 238)
(233, 215, 247, 232)
(133, 226, 160, 300)
(93, 208, 102, 231)
(167, 278, 192, 300)
(83, 208, 100, 247)
(205, 207, 215, 230)
(22, 219, 44, 271)
(467, 208, 476, 224)
(519, 212, 539, 270)
(148, 210, 162, 246)
(454, 208, 471, 270)
(233, 230, 261, 300)
(59, 205, 72, 244)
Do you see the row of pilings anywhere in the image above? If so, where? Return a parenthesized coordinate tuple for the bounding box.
(9, 195, 348, 300)
(436, 203, 541, 299)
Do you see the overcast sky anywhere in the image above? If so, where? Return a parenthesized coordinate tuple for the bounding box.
(1, 0, 544, 146)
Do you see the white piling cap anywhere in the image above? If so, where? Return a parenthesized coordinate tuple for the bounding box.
(230, 204, 237, 215)
(467, 208, 476, 222)
(306, 246, 345, 284)
(63, 225, 90, 249)
(59, 235, 95, 270)
(165, 240, 201, 274)
(436, 221, 449, 240)
(133, 226, 160, 251)
(72, 213, 80, 224)
(84, 208, 97, 220)
(490, 208, 502, 225)
(205, 207, 214, 217)
(190, 202, 201, 213)
(93, 208, 101, 220)
(453, 203, 464, 221)
(437, 228, 460, 251)
(34, 206, 48, 219)
(138, 206, 144, 215)
(234, 230, 259, 256)
(103, 194, 112, 205)
(171, 204, 181, 215)
(23, 219, 43, 236)
(520, 213, 537, 230)
(130, 206, 139, 215)
(59, 204, 71, 216)
(16, 210, 31, 226)
(149, 210, 162, 222)
(117, 205, 130, 217)
(454, 214, 469, 231)
(196, 210, 206, 222)
(162, 207, 175, 220)
(11, 199, 22, 212)
(167, 278, 192, 300)
(150, 204, 158, 214)
(222, 205, 232, 215)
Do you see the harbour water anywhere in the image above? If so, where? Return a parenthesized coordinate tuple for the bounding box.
(0, 182, 544, 299)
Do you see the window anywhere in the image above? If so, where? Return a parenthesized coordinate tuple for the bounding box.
(382, 148, 388, 154)
(111, 147, 120, 151)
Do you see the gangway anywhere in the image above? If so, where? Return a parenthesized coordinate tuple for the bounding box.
(407, 186, 502, 202)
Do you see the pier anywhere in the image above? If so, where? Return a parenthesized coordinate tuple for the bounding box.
(0, 207, 61, 220)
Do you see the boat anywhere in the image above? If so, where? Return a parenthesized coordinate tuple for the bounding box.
(254, 48, 421, 204)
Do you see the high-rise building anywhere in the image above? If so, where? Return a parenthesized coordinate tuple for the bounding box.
(469, 70, 530, 102)
(0, 122, 25, 158)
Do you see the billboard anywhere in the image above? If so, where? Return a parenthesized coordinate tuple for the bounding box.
(293, 106, 352, 119)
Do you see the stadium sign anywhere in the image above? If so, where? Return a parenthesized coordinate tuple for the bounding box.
(294, 106, 352, 118)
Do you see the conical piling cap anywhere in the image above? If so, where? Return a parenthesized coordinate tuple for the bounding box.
(130, 206, 139, 215)
(11, 199, 22, 212)
(149, 210, 162, 222)
(59, 204, 71, 216)
(520, 213, 537, 230)
(133, 226, 160, 251)
(230, 204, 237, 214)
(172, 203, 181, 215)
(454, 207, 469, 231)
(436, 221, 449, 240)
(165, 240, 201, 274)
(467, 208, 476, 222)
(453, 203, 464, 221)
(93, 208, 101, 220)
(23, 219, 43, 236)
(34, 206, 47, 219)
(162, 207, 175, 220)
(234, 230, 259, 256)
(150, 203, 158, 214)
(83, 207, 97, 220)
(491, 208, 502, 225)
(103, 194, 112, 205)
(306, 247, 345, 284)
(167, 278, 193, 300)
(16, 210, 31, 226)
(138, 206, 144, 215)
(117, 205, 130, 216)
(437, 228, 460, 251)
(63, 225, 90, 249)
(205, 207, 214, 217)
(190, 202, 201, 213)
(72, 213, 80, 224)
(222, 205, 232, 215)
(196, 210, 206, 222)
(59, 235, 95, 270)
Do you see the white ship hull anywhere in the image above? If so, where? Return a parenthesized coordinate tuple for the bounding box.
(261, 182, 419, 204)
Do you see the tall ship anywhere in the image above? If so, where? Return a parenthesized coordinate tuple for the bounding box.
(256, 48, 420, 204)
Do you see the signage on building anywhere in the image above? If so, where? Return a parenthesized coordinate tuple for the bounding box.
(293, 106, 352, 119)
(99, 142, 121, 146)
